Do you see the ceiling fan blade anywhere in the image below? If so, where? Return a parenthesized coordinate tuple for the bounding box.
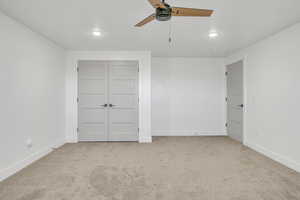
(135, 14, 156, 27)
(172, 7, 213, 17)
(148, 0, 166, 9)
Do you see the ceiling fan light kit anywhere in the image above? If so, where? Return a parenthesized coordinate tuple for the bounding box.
(135, 0, 214, 27)
(156, 2, 172, 21)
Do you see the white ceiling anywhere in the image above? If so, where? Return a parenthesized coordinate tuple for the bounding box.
(0, 0, 300, 57)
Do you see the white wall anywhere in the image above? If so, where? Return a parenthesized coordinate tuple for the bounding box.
(152, 58, 226, 136)
(0, 11, 66, 181)
(227, 23, 300, 172)
(65, 51, 152, 143)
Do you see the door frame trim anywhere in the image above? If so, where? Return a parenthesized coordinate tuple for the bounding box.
(225, 55, 248, 145)
(65, 51, 152, 143)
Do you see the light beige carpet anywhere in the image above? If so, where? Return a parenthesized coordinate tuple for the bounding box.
(1, 137, 300, 200)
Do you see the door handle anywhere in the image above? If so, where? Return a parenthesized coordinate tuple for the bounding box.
(238, 104, 244, 108)
(109, 104, 116, 107)
(100, 104, 108, 107)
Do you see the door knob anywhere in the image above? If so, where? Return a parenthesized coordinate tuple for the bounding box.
(101, 104, 108, 107)
(109, 104, 116, 107)
(238, 104, 244, 108)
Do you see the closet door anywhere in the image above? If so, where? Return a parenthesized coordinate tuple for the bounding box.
(78, 61, 108, 141)
(108, 61, 139, 141)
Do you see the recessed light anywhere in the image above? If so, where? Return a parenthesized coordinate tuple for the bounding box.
(209, 31, 219, 39)
(92, 30, 102, 37)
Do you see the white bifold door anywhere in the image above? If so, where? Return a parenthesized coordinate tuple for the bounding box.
(78, 61, 139, 142)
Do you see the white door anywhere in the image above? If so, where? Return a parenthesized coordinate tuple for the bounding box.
(78, 61, 139, 142)
(78, 61, 108, 141)
(226, 60, 244, 142)
(108, 61, 139, 141)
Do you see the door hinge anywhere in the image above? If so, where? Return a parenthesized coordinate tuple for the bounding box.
(225, 71, 228, 76)
(138, 128, 139, 133)
(225, 97, 228, 102)
(77, 67, 79, 72)
(225, 123, 228, 127)
(77, 97, 79, 103)
(77, 128, 79, 132)
(138, 67, 139, 72)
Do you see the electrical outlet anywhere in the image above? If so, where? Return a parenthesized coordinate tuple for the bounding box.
(26, 139, 33, 148)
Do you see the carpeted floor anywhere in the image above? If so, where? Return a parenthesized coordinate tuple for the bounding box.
(1, 137, 300, 200)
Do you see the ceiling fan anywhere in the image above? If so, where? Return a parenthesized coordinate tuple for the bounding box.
(135, 0, 214, 27)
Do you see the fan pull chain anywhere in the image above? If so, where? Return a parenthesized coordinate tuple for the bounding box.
(168, 20, 172, 46)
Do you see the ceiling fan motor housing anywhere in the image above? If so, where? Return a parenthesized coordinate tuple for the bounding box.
(156, 3, 172, 21)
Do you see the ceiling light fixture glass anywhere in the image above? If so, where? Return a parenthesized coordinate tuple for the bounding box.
(92, 30, 102, 37)
(209, 30, 219, 39)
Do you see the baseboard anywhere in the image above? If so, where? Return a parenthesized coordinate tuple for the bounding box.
(139, 136, 152, 143)
(152, 130, 227, 137)
(66, 137, 78, 143)
(52, 140, 66, 148)
(244, 141, 300, 173)
(67, 136, 152, 144)
(0, 139, 66, 182)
